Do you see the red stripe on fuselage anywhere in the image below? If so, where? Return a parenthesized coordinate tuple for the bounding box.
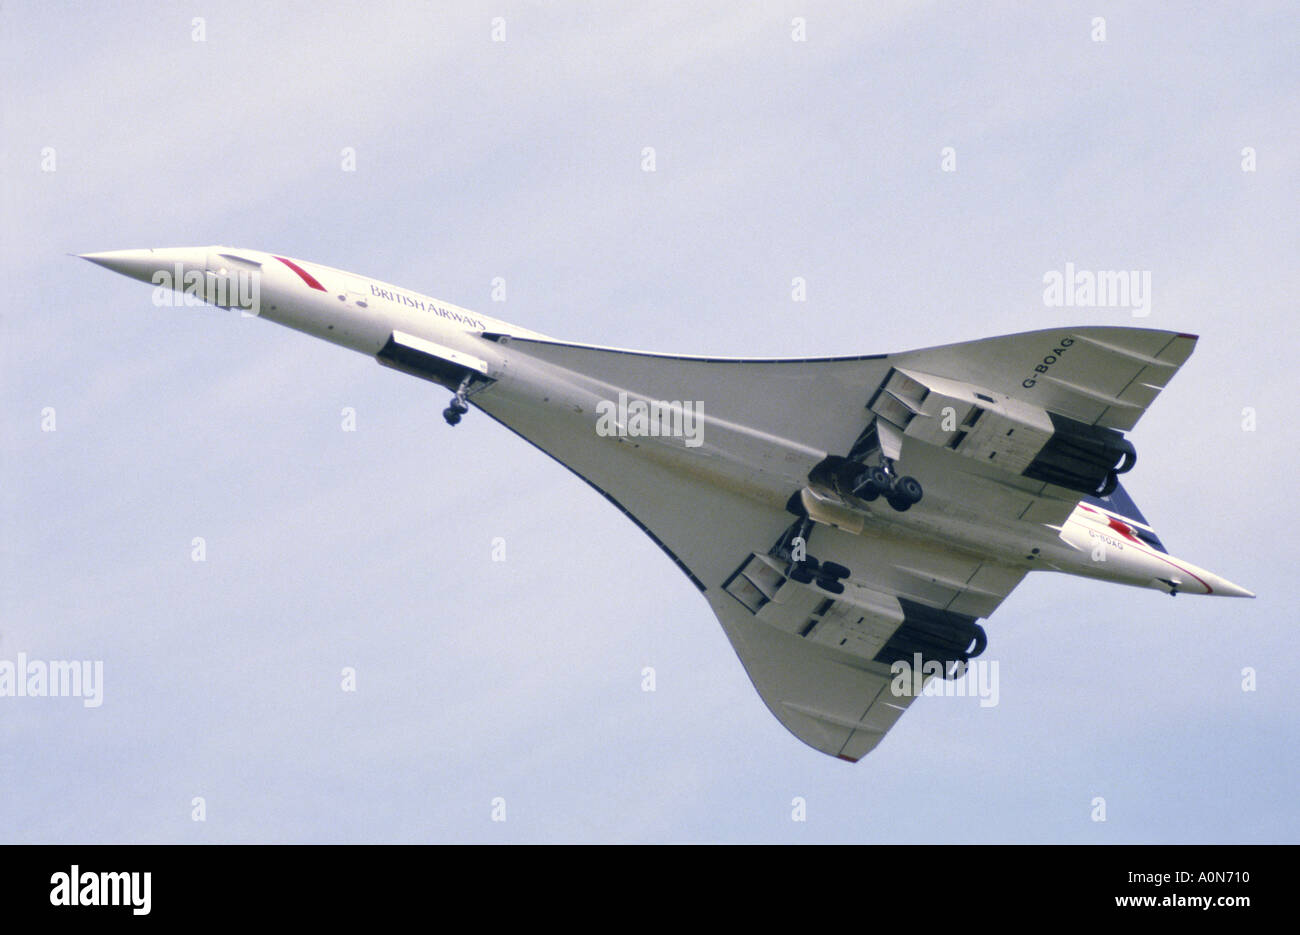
(273, 255, 326, 291)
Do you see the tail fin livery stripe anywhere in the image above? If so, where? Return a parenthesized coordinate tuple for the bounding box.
(1083, 482, 1167, 553)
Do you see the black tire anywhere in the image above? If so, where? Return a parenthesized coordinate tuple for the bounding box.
(820, 560, 851, 580)
(1097, 471, 1118, 498)
(789, 566, 815, 584)
(802, 555, 821, 573)
(855, 481, 880, 502)
(815, 577, 845, 595)
(443, 408, 461, 425)
(886, 494, 912, 512)
(870, 466, 891, 490)
(896, 475, 923, 504)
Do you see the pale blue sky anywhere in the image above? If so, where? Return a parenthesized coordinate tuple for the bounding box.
(2, 1, 1296, 842)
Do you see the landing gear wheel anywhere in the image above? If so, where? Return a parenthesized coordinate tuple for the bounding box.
(894, 475, 923, 505)
(802, 555, 821, 574)
(886, 494, 912, 512)
(815, 577, 845, 595)
(820, 560, 851, 580)
(443, 375, 475, 427)
(789, 565, 815, 584)
(851, 471, 881, 500)
(869, 466, 891, 490)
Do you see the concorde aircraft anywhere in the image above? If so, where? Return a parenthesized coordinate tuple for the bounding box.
(80, 247, 1254, 761)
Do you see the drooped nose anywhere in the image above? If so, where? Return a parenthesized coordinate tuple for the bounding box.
(77, 248, 205, 286)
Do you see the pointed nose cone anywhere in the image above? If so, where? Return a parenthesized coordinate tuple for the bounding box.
(1208, 576, 1256, 599)
(77, 247, 209, 287)
(1180, 561, 1256, 598)
(78, 249, 168, 284)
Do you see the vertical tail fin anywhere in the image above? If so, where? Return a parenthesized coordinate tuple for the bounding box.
(1083, 482, 1167, 553)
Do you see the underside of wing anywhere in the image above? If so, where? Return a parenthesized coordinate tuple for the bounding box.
(470, 377, 1023, 760)
(713, 539, 1021, 760)
(461, 325, 1196, 760)
(498, 325, 1195, 446)
(709, 589, 912, 762)
(491, 335, 895, 456)
(891, 327, 1197, 432)
(471, 378, 793, 591)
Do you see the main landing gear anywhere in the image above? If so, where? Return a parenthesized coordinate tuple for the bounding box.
(851, 458, 923, 513)
(773, 516, 853, 595)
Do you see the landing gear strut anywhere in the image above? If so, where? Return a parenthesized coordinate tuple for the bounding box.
(772, 515, 853, 594)
(851, 457, 923, 512)
(443, 373, 478, 426)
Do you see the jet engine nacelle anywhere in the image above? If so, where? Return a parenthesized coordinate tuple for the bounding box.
(868, 368, 1134, 497)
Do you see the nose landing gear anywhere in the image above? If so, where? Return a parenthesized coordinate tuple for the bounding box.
(443, 400, 468, 426)
(443, 373, 481, 426)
